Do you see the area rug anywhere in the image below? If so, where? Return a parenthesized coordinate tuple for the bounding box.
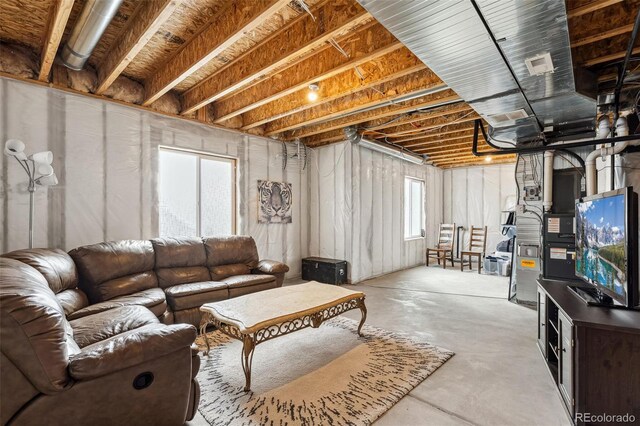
(194, 317, 454, 425)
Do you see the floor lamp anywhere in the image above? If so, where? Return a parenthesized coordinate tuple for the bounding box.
(4, 139, 58, 249)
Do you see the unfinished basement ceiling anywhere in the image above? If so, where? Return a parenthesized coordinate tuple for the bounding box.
(0, 0, 638, 168)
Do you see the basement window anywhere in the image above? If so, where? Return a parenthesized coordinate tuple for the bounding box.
(404, 177, 425, 240)
(159, 147, 236, 237)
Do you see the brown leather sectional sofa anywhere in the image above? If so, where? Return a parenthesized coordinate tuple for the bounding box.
(0, 235, 289, 425)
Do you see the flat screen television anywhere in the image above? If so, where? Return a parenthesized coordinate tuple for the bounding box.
(575, 187, 638, 308)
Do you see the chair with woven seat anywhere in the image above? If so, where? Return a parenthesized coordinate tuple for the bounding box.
(460, 226, 488, 273)
(426, 223, 456, 269)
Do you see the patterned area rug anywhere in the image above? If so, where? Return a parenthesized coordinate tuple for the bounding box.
(194, 317, 453, 425)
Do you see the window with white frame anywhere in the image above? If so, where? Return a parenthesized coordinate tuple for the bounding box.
(404, 177, 425, 239)
(159, 147, 236, 237)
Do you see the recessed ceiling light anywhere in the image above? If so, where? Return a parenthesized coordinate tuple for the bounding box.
(485, 156, 492, 162)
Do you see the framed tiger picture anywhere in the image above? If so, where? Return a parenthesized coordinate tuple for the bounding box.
(258, 180, 292, 224)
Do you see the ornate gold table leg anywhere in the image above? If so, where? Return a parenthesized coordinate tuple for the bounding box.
(357, 298, 367, 336)
(199, 313, 212, 356)
(241, 334, 256, 392)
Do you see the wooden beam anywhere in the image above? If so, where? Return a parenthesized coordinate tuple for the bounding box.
(387, 125, 476, 144)
(583, 47, 640, 67)
(363, 103, 472, 132)
(437, 156, 516, 168)
(297, 90, 461, 141)
(570, 23, 634, 48)
(418, 141, 488, 155)
(212, 22, 404, 124)
(143, 0, 289, 105)
(375, 111, 480, 138)
(403, 133, 476, 149)
(567, 0, 623, 18)
(181, 0, 371, 114)
(427, 147, 494, 159)
(432, 153, 516, 163)
(38, 0, 75, 81)
(96, 0, 178, 94)
(238, 46, 421, 129)
(265, 69, 444, 136)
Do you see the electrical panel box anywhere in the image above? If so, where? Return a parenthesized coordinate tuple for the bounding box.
(523, 185, 541, 201)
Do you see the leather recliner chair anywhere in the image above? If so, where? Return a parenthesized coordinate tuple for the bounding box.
(0, 258, 200, 426)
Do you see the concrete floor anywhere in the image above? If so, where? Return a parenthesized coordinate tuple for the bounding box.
(190, 266, 571, 425)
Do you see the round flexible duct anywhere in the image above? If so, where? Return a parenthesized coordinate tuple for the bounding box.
(59, 0, 124, 71)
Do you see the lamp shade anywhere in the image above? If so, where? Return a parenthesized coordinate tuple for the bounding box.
(31, 151, 53, 165)
(36, 163, 54, 177)
(38, 172, 58, 186)
(4, 139, 27, 161)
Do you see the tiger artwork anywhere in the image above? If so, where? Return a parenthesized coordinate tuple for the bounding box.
(258, 180, 292, 223)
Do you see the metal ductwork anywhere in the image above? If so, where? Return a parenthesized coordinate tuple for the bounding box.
(59, 0, 124, 71)
(358, 0, 597, 144)
(344, 127, 426, 165)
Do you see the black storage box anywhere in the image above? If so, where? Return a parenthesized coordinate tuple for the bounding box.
(302, 257, 348, 285)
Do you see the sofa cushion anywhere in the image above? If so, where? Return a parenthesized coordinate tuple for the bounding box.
(70, 305, 159, 348)
(165, 282, 229, 311)
(152, 237, 207, 268)
(56, 288, 89, 316)
(156, 266, 211, 289)
(69, 240, 157, 303)
(203, 236, 259, 268)
(67, 288, 167, 320)
(209, 263, 251, 281)
(222, 274, 275, 288)
(228, 281, 278, 298)
(0, 258, 80, 394)
(2, 248, 79, 294)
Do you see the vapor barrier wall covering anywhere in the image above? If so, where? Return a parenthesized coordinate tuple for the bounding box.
(0, 78, 308, 277)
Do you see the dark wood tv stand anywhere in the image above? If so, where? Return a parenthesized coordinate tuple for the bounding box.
(537, 279, 640, 425)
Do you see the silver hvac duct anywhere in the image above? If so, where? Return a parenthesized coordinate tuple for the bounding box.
(357, 0, 597, 144)
(59, 0, 124, 71)
(344, 127, 426, 165)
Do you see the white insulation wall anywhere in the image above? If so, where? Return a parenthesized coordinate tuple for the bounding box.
(443, 164, 517, 255)
(0, 78, 308, 277)
(308, 141, 443, 283)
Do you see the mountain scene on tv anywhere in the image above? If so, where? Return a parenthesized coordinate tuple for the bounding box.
(576, 194, 627, 298)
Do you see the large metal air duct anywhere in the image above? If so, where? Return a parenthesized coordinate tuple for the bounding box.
(59, 0, 124, 71)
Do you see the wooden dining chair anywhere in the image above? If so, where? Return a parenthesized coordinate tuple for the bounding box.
(426, 223, 456, 269)
(460, 226, 488, 273)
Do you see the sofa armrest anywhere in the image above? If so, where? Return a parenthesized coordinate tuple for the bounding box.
(68, 323, 196, 380)
(253, 259, 289, 275)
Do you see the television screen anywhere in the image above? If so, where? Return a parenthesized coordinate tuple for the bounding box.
(575, 192, 628, 304)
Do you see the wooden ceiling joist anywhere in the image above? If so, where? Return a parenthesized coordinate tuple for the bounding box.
(238, 46, 422, 130)
(96, 0, 179, 94)
(212, 22, 405, 124)
(567, 0, 623, 18)
(38, 0, 75, 81)
(436, 156, 516, 168)
(402, 131, 473, 150)
(418, 141, 487, 155)
(181, 0, 371, 115)
(431, 152, 515, 163)
(583, 47, 640, 67)
(142, 0, 290, 106)
(373, 111, 480, 139)
(264, 68, 444, 136)
(363, 103, 472, 132)
(570, 23, 634, 48)
(284, 90, 460, 140)
(387, 124, 477, 144)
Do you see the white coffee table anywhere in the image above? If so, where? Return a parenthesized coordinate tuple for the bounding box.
(199, 282, 367, 391)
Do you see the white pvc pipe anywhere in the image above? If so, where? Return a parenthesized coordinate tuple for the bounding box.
(585, 140, 640, 195)
(543, 150, 554, 212)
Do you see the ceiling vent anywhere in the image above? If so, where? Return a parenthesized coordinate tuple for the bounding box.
(525, 52, 555, 76)
(486, 109, 529, 127)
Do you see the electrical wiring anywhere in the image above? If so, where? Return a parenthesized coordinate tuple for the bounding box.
(554, 151, 585, 177)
